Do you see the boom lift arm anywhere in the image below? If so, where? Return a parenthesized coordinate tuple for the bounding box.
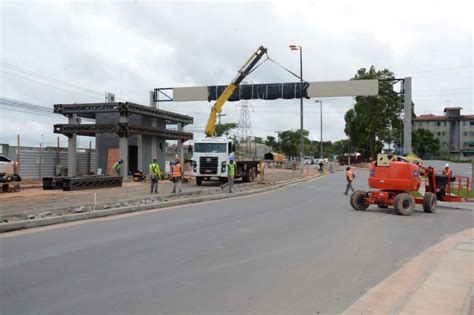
(204, 46, 268, 137)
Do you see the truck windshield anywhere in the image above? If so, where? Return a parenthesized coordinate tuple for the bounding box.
(194, 143, 227, 153)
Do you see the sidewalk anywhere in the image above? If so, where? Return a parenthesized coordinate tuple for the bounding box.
(344, 228, 473, 315)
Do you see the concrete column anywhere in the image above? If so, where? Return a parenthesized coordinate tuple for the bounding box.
(177, 123, 184, 173)
(150, 91, 158, 161)
(403, 77, 412, 154)
(137, 135, 143, 172)
(67, 114, 77, 177)
(119, 113, 128, 179)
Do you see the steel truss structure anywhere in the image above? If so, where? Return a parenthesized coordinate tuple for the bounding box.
(54, 123, 193, 140)
(54, 102, 193, 125)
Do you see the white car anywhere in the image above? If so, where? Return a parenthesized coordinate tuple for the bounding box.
(0, 155, 16, 178)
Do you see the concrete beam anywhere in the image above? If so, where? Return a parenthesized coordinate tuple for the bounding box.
(171, 80, 379, 102)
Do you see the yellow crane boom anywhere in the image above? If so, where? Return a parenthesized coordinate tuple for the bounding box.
(204, 46, 268, 137)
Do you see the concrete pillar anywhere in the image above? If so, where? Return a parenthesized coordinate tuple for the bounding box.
(67, 114, 77, 177)
(137, 135, 143, 172)
(150, 91, 158, 161)
(119, 113, 128, 179)
(403, 77, 412, 154)
(177, 123, 184, 173)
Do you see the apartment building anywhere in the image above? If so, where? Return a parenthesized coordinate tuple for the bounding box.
(413, 107, 474, 160)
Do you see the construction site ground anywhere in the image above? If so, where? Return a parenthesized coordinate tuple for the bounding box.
(0, 167, 322, 222)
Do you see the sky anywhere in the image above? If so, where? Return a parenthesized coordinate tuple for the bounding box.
(0, 0, 473, 148)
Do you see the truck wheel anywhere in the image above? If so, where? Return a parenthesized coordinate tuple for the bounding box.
(394, 193, 415, 216)
(2, 184, 8, 192)
(423, 192, 437, 213)
(196, 177, 203, 186)
(350, 190, 369, 210)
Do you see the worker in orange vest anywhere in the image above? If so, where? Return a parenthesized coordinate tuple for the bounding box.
(442, 163, 453, 177)
(344, 166, 355, 195)
(172, 158, 182, 193)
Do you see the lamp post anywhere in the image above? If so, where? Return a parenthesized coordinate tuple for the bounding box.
(289, 44, 304, 174)
(315, 100, 323, 159)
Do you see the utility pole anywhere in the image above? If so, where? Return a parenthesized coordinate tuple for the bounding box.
(289, 44, 304, 175)
(315, 100, 323, 159)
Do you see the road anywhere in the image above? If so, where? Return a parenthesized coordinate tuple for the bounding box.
(1, 170, 472, 314)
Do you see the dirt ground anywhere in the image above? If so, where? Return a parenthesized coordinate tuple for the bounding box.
(0, 167, 322, 219)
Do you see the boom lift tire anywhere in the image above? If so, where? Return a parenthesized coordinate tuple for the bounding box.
(351, 190, 369, 210)
(395, 193, 415, 216)
(423, 192, 437, 213)
(196, 176, 203, 186)
(2, 184, 8, 192)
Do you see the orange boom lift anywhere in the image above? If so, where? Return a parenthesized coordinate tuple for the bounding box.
(350, 154, 470, 216)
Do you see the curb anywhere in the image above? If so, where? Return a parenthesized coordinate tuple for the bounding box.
(0, 175, 319, 233)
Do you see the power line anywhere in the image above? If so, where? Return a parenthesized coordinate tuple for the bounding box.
(1, 70, 104, 100)
(0, 62, 104, 96)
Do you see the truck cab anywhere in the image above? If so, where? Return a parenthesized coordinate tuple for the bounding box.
(191, 137, 259, 186)
(192, 137, 235, 185)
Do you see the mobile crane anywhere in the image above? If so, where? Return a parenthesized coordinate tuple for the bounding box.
(192, 46, 268, 185)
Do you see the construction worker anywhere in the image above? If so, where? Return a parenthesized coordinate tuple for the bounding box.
(171, 158, 182, 193)
(221, 156, 236, 193)
(344, 166, 355, 195)
(149, 158, 161, 194)
(112, 160, 123, 176)
(442, 163, 453, 177)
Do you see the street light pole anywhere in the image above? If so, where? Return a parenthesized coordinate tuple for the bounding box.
(315, 100, 323, 159)
(290, 44, 304, 175)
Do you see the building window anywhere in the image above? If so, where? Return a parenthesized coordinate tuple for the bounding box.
(436, 122, 441, 126)
(443, 142, 447, 147)
(470, 131, 474, 136)
(464, 131, 468, 136)
(470, 121, 474, 126)
(437, 132, 441, 136)
(442, 131, 446, 136)
(444, 121, 447, 126)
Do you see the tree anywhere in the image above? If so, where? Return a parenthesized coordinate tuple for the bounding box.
(344, 66, 406, 159)
(214, 123, 238, 137)
(265, 136, 277, 151)
(412, 129, 440, 158)
(280, 129, 313, 158)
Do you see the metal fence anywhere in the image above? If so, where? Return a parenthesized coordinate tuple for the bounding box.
(2, 145, 96, 179)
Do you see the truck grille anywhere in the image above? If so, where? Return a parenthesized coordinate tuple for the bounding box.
(199, 156, 218, 175)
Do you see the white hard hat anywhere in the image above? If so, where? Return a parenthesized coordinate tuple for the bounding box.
(444, 163, 450, 168)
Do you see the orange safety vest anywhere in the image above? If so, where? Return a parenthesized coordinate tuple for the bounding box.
(172, 163, 181, 177)
(346, 169, 354, 182)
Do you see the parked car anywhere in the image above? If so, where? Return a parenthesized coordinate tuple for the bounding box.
(303, 156, 313, 165)
(0, 154, 15, 177)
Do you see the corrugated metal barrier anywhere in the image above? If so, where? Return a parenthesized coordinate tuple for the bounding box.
(3, 146, 96, 179)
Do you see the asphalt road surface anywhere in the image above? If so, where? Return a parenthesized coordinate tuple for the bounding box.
(1, 170, 472, 314)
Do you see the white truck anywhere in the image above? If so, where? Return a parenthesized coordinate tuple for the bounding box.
(0, 154, 21, 192)
(192, 137, 259, 186)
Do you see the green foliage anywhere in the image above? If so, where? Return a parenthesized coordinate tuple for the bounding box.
(412, 129, 440, 158)
(265, 136, 277, 151)
(214, 123, 238, 137)
(344, 66, 410, 159)
(279, 129, 314, 158)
